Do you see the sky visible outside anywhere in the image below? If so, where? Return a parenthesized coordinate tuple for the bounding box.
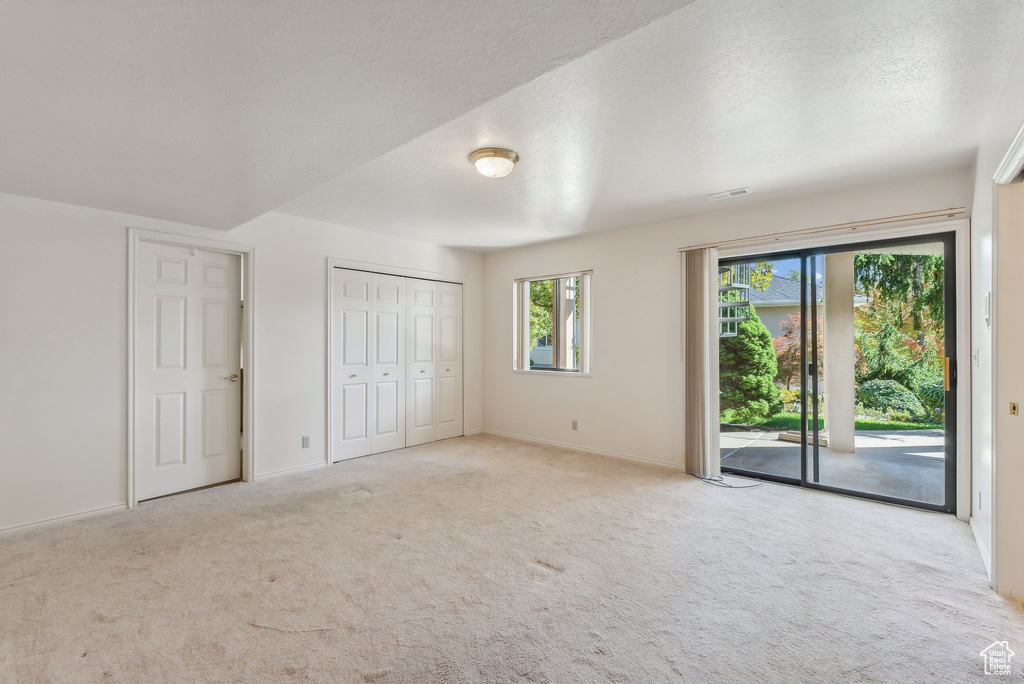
(771, 257, 822, 283)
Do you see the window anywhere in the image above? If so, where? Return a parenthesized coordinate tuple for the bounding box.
(514, 271, 591, 373)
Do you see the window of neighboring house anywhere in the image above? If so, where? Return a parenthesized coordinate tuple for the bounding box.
(514, 272, 592, 373)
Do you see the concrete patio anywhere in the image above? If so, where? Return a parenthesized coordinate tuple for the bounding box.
(720, 429, 945, 505)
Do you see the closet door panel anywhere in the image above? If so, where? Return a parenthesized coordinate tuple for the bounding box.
(334, 271, 462, 457)
(406, 279, 437, 446)
(438, 376, 459, 428)
(332, 269, 373, 460)
(371, 274, 406, 453)
(411, 377, 434, 427)
(435, 282, 464, 440)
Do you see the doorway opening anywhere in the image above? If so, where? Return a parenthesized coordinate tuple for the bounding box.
(718, 233, 956, 512)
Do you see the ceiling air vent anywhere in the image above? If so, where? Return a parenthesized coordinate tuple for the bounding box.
(707, 187, 750, 201)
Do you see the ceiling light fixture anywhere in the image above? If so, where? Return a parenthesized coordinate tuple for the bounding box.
(469, 147, 519, 178)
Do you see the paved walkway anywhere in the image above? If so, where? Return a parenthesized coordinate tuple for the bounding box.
(721, 429, 946, 505)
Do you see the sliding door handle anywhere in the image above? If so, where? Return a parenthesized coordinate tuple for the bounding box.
(944, 357, 951, 392)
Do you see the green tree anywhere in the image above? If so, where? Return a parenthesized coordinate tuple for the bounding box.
(854, 253, 943, 335)
(721, 262, 775, 291)
(749, 262, 775, 291)
(720, 308, 782, 423)
(853, 252, 945, 397)
(529, 280, 553, 349)
(527, 277, 581, 368)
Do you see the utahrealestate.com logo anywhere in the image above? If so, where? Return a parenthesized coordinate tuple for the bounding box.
(980, 641, 1015, 676)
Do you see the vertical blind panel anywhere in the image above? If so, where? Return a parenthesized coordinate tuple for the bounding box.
(683, 248, 720, 477)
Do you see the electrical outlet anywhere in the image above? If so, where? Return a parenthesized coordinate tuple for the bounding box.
(1011, 403, 1019, 416)
(301, 435, 310, 448)
(571, 420, 578, 431)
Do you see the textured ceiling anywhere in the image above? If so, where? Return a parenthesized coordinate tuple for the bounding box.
(0, 0, 693, 229)
(280, 0, 1024, 251)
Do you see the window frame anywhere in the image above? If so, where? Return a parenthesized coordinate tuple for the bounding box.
(513, 270, 592, 375)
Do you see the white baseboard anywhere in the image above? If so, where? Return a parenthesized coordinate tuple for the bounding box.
(255, 461, 328, 480)
(464, 429, 483, 436)
(481, 429, 687, 472)
(970, 515, 993, 583)
(0, 502, 128, 536)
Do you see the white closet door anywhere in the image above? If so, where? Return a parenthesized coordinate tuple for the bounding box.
(332, 269, 373, 460)
(406, 279, 437, 446)
(435, 282, 464, 440)
(135, 241, 241, 500)
(370, 274, 406, 453)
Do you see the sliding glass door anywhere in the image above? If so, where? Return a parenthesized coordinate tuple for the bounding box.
(719, 233, 956, 513)
(717, 254, 803, 482)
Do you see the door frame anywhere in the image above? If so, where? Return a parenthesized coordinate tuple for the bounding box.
(127, 227, 257, 508)
(325, 257, 465, 466)
(800, 233, 956, 513)
(717, 217, 970, 517)
(987, 121, 1024, 592)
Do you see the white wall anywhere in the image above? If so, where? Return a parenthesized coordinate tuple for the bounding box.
(482, 168, 971, 470)
(0, 193, 483, 531)
(969, 35, 1024, 589)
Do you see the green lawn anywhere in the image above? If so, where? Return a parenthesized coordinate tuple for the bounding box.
(724, 412, 943, 432)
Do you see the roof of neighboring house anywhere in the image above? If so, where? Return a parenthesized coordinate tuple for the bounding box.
(748, 275, 868, 307)
(748, 275, 819, 306)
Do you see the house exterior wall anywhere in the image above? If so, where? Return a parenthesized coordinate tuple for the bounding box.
(754, 304, 799, 338)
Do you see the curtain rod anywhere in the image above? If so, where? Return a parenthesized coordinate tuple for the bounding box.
(677, 207, 965, 253)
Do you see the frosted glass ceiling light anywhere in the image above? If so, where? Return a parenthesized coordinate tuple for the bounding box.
(469, 147, 519, 178)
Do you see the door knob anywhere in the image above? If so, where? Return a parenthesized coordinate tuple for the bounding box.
(383, 372, 390, 377)
(226, 374, 239, 382)
(446, 368, 451, 372)
(349, 374, 357, 379)
(420, 370, 426, 374)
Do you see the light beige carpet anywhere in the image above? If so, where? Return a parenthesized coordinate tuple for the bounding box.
(1, 434, 1021, 683)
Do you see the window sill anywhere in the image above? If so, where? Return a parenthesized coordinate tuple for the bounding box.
(512, 369, 593, 377)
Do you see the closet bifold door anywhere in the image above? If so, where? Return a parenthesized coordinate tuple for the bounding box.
(406, 278, 437, 446)
(370, 273, 406, 454)
(435, 282, 463, 440)
(332, 269, 373, 461)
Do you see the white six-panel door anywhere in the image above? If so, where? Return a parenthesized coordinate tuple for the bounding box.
(332, 268, 461, 458)
(405, 279, 437, 446)
(332, 270, 373, 460)
(135, 241, 242, 501)
(435, 281, 464, 440)
(370, 274, 406, 454)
